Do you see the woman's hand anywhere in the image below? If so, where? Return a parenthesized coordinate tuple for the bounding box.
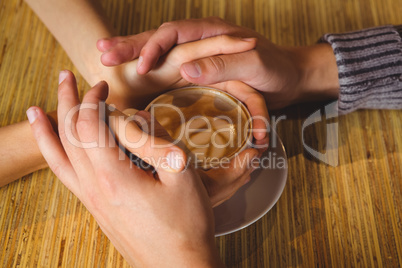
(99, 17, 339, 109)
(27, 70, 224, 267)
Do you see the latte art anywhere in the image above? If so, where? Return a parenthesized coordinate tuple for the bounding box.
(146, 87, 252, 168)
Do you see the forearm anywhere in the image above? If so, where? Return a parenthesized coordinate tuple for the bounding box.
(0, 111, 57, 186)
(2, 0, 113, 186)
(24, 0, 115, 86)
(0, 121, 47, 186)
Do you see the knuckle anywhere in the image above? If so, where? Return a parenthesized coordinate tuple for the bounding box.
(57, 127, 67, 141)
(33, 124, 47, 139)
(60, 119, 80, 145)
(214, 35, 228, 49)
(209, 16, 223, 23)
(166, 47, 184, 64)
(247, 88, 264, 102)
(50, 162, 63, 178)
(154, 43, 165, 55)
(217, 34, 230, 42)
(207, 56, 226, 76)
(83, 188, 102, 212)
(75, 117, 92, 134)
(159, 21, 174, 29)
(96, 171, 121, 203)
(57, 83, 70, 99)
(209, 17, 231, 29)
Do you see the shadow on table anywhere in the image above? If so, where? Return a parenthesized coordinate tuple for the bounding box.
(215, 100, 342, 266)
(271, 100, 343, 166)
(216, 102, 401, 266)
(214, 101, 335, 266)
(271, 101, 400, 166)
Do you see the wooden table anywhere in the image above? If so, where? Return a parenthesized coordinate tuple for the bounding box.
(1, 0, 401, 267)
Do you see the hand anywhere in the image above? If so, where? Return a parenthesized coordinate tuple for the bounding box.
(107, 86, 263, 208)
(97, 33, 269, 151)
(102, 33, 270, 206)
(99, 17, 339, 109)
(97, 33, 257, 109)
(100, 36, 270, 151)
(27, 70, 224, 267)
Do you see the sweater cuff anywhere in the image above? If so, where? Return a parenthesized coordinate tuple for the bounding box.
(320, 25, 402, 114)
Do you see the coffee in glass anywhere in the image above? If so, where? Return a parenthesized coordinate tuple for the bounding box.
(146, 86, 252, 169)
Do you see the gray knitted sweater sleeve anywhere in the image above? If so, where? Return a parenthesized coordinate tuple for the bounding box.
(320, 25, 402, 114)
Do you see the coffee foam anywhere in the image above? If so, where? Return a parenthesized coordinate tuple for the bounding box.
(146, 87, 252, 168)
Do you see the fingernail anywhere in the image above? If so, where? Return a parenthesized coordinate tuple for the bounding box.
(183, 62, 201, 78)
(59, 70, 68, 85)
(26, 107, 38, 124)
(137, 56, 143, 71)
(242, 38, 255, 42)
(166, 151, 185, 171)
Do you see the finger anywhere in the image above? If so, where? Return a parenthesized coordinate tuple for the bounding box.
(254, 136, 270, 156)
(74, 80, 153, 185)
(57, 70, 94, 178)
(134, 110, 175, 143)
(180, 50, 260, 84)
(137, 17, 245, 74)
(97, 36, 127, 52)
(59, 76, 154, 191)
(165, 35, 257, 70)
(98, 30, 155, 66)
(75, 80, 116, 162)
(107, 108, 187, 172)
(203, 148, 259, 207)
(135, 111, 188, 172)
(27, 106, 80, 196)
(77, 82, 180, 178)
(208, 81, 269, 149)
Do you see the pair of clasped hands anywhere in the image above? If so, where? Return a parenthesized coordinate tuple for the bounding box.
(28, 18, 332, 267)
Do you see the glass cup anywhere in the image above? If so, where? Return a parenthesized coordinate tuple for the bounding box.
(145, 86, 253, 169)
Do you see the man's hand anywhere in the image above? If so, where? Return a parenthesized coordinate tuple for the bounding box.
(98, 33, 258, 109)
(99, 17, 339, 109)
(100, 35, 269, 150)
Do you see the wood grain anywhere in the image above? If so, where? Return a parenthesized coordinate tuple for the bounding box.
(0, 0, 401, 267)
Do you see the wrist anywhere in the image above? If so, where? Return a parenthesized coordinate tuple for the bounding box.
(174, 239, 224, 268)
(130, 237, 224, 268)
(287, 43, 340, 103)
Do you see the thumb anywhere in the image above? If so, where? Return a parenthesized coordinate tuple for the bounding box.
(107, 108, 187, 173)
(180, 51, 255, 85)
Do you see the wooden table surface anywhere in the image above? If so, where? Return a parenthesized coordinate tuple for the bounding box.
(1, 0, 401, 267)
